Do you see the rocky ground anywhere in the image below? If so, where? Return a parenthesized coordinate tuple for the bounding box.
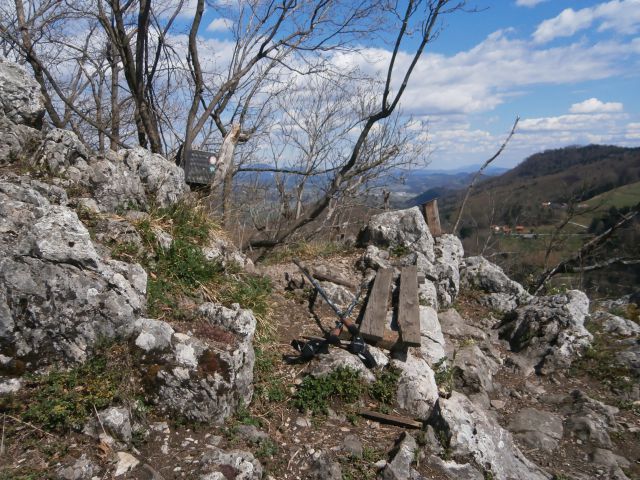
(0, 58, 639, 480)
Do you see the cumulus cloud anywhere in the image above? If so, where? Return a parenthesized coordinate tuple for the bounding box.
(569, 98, 624, 114)
(337, 30, 639, 117)
(516, 0, 548, 7)
(207, 17, 233, 32)
(533, 0, 640, 44)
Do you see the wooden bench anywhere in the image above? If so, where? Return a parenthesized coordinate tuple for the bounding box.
(359, 266, 421, 349)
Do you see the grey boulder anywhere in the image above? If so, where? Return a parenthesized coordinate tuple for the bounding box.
(508, 408, 563, 452)
(430, 392, 551, 480)
(358, 207, 435, 262)
(0, 179, 145, 367)
(498, 290, 592, 374)
(134, 304, 256, 423)
(0, 58, 44, 127)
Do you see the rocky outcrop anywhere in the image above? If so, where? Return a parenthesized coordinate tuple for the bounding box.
(508, 408, 563, 452)
(433, 234, 464, 307)
(498, 290, 592, 374)
(0, 58, 44, 127)
(0, 178, 146, 367)
(392, 352, 439, 420)
(417, 306, 446, 365)
(358, 207, 435, 262)
(430, 392, 551, 480)
(461, 256, 532, 313)
(380, 433, 417, 480)
(131, 304, 256, 423)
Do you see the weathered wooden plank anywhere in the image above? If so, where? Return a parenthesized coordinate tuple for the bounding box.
(359, 410, 422, 429)
(397, 266, 421, 347)
(422, 199, 442, 237)
(360, 268, 393, 342)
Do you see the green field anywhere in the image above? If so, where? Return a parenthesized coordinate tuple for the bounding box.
(574, 180, 640, 225)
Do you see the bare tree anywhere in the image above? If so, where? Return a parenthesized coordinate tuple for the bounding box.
(248, 0, 466, 250)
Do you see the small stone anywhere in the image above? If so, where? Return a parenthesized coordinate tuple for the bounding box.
(491, 399, 506, 410)
(114, 452, 139, 477)
(374, 460, 387, 469)
(296, 417, 311, 428)
(342, 435, 363, 458)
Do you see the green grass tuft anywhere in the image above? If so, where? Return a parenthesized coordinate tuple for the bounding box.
(292, 367, 364, 415)
(8, 353, 124, 431)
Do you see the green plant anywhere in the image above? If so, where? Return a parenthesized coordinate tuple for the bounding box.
(255, 439, 279, 459)
(253, 347, 288, 404)
(235, 401, 261, 427)
(368, 366, 401, 407)
(390, 244, 410, 257)
(18, 352, 125, 431)
(293, 367, 364, 415)
(433, 355, 459, 396)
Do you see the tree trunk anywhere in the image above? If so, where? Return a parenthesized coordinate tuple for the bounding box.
(213, 124, 241, 188)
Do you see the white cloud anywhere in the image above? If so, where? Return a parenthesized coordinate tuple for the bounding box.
(207, 17, 233, 32)
(336, 30, 640, 117)
(533, 0, 640, 44)
(627, 122, 640, 139)
(569, 98, 624, 114)
(516, 0, 548, 7)
(519, 113, 622, 132)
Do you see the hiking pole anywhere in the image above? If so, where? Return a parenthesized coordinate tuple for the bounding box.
(292, 259, 376, 368)
(292, 258, 362, 337)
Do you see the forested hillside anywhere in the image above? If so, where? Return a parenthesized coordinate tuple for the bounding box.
(438, 145, 640, 228)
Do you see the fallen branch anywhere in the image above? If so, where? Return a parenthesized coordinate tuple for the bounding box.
(566, 257, 640, 273)
(4, 414, 54, 438)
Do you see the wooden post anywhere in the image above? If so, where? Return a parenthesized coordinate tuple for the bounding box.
(422, 199, 442, 237)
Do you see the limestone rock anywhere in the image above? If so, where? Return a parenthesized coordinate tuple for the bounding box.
(114, 452, 140, 477)
(359, 245, 391, 271)
(590, 311, 640, 337)
(561, 390, 618, 449)
(308, 451, 341, 480)
(508, 408, 563, 452)
(56, 454, 98, 480)
(342, 434, 363, 458)
(0, 58, 44, 127)
(235, 425, 270, 445)
(438, 309, 487, 342)
(426, 455, 484, 480)
(202, 235, 254, 272)
(358, 207, 435, 262)
(136, 304, 256, 423)
(461, 256, 532, 313)
(430, 392, 551, 480)
(309, 348, 376, 383)
(418, 306, 446, 366)
(0, 117, 42, 165)
(37, 128, 90, 176)
(392, 352, 439, 420)
(121, 147, 189, 209)
(380, 433, 417, 480)
(498, 290, 592, 374)
(433, 234, 464, 307)
(0, 179, 145, 367)
(453, 345, 500, 394)
(84, 406, 133, 445)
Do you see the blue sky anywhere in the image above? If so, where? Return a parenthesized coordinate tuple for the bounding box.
(198, 0, 640, 170)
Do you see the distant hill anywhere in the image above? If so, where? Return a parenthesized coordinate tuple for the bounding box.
(434, 144, 640, 228)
